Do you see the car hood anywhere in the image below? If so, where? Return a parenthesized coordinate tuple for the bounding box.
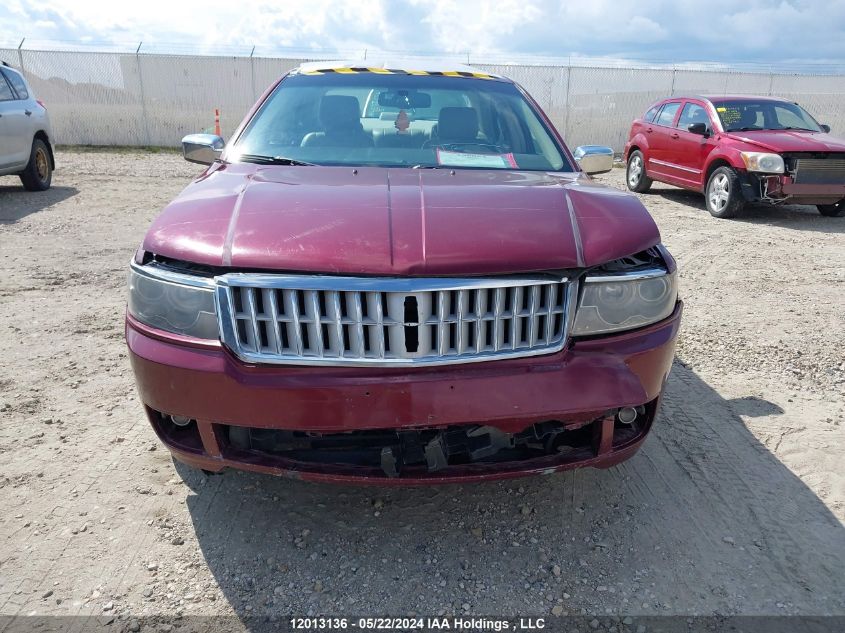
(723, 130, 845, 153)
(143, 164, 660, 275)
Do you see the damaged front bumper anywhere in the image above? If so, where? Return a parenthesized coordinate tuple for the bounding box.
(126, 302, 681, 484)
(146, 402, 657, 482)
(739, 172, 845, 205)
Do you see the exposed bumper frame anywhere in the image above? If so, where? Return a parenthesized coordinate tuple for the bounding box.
(159, 408, 656, 485)
(126, 302, 682, 483)
(739, 171, 845, 203)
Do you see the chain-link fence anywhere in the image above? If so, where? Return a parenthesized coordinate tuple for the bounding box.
(3, 47, 845, 152)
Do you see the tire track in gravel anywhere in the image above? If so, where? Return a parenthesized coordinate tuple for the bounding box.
(656, 370, 844, 606)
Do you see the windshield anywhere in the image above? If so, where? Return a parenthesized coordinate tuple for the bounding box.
(713, 99, 822, 132)
(231, 71, 571, 171)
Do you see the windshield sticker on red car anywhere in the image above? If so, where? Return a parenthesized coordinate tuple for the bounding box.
(718, 106, 741, 126)
(436, 149, 518, 169)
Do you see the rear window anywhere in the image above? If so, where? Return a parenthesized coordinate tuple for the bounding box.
(654, 102, 680, 126)
(364, 88, 470, 120)
(1, 69, 28, 100)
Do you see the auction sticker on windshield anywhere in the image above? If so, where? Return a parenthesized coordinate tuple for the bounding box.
(436, 148, 519, 168)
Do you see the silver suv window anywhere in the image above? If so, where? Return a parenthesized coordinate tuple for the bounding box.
(1, 69, 28, 100)
(0, 74, 14, 101)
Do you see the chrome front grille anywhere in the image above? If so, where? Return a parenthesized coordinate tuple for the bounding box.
(793, 158, 845, 184)
(216, 275, 574, 366)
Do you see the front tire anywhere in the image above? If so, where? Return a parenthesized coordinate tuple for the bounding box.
(817, 200, 844, 217)
(626, 150, 652, 193)
(19, 139, 52, 191)
(705, 167, 744, 219)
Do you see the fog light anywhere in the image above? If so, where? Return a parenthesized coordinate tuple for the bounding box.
(170, 414, 193, 427)
(617, 407, 638, 425)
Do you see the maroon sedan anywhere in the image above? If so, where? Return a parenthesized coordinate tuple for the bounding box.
(126, 61, 681, 484)
(624, 95, 845, 218)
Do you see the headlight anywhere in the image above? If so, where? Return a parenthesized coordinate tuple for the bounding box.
(128, 262, 218, 339)
(572, 269, 678, 336)
(740, 152, 784, 173)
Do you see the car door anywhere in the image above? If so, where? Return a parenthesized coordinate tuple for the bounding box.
(0, 73, 21, 170)
(665, 100, 718, 190)
(644, 100, 682, 181)
(0, 69, 33, 169)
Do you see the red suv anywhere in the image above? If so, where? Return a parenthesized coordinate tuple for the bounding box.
(126, 61, 681, 484)
(624, 95, 845, 218)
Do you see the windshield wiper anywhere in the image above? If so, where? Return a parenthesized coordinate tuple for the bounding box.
(238, 153, 315, 166)
(778, 127, 817, 132)
(410, 164, 441, 169)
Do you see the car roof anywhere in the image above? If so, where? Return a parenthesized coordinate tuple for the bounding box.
(669, 94, 794, 104)
(293, 60, 505, 81)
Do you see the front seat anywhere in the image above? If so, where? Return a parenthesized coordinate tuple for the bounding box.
(301, 96, 374, 147)
(433, 107, 479, 144)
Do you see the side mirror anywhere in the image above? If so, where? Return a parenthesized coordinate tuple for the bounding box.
(182, 133, 224, 165)
(820, 124, 831, 133)
(687, 122, 709, 136)
(573, 145, 614, 175)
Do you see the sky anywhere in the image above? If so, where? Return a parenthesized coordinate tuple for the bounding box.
(1, 0, 844, 68)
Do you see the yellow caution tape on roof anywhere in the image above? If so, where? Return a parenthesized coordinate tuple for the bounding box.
(302, 67, 495, 80)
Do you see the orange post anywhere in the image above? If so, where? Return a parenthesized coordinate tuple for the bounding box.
(214, 108, 221, 136)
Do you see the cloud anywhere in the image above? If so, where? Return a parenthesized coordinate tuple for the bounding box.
(410, 0, 543, 54)
(1, 0, 843, 66)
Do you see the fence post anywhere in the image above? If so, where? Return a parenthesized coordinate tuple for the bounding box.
(768, 72, 774, 96)
(17, 38, 25, 74)
(136, 42, 152, 146)
(670, 65, 677, 95)
(250, 45, 257, 100)
(563, 61, 572, 141)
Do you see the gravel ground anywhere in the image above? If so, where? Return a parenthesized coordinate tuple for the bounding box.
(1, 149, 844, 629)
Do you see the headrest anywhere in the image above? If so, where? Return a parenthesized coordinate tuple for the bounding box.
(319, 95, 361, 131)
(437, 107, 478, 141)
(737, 108, 758, 128)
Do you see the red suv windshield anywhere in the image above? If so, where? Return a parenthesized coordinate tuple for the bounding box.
(713, 99, 822, 132)
(231, 72, 571, 171)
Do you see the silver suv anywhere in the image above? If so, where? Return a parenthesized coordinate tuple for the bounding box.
(0, 62, 54, 191)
